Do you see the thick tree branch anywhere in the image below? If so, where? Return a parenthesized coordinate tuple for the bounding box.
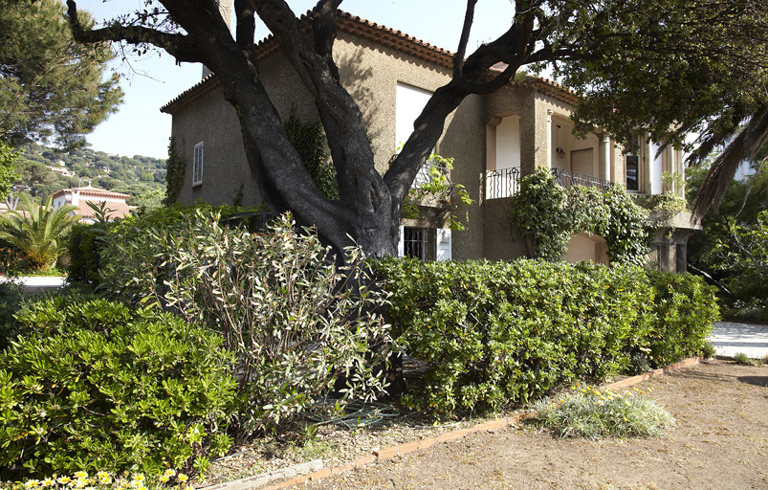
(235, 0, 256, 49)
(453, 0, 477, 79)
(251, 0, 388, 221)
(312, 0, 343, 81)
(65, 0, 204, 64)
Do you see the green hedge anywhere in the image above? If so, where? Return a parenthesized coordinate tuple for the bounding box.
(373, 258, 718, 415)
(0, 295, 237, 480)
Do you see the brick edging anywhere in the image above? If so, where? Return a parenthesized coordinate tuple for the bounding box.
(603, 356, 702, 391)
(217, 356, 703, 490)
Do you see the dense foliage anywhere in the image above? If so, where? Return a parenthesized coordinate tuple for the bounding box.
(687, 161, 768, 320)
(0, 295, 236, 479)
(508, 169, 649, 264)
(555, 0, 768, 158)
(712, 211, 768, 319)
(374, 257, 718, 416)
(283, 111, 339, 201)
(87, 208, 392, 437)
(0, 282, 24, 352)
(0, 142, 20, 201)
(163, 137, 185, 205)
(0, 0, 122, 148)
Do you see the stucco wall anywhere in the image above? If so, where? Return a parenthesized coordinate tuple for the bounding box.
(171, 86, 265, 207)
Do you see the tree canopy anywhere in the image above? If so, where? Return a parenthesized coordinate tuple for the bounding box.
(0, 0, 123, 148)
(64, 0, 768, 258)
(0, 142, 20, 201)
(553, 0, 768, 217)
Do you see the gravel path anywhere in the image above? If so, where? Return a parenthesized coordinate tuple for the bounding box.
(304, 359, 768, 490)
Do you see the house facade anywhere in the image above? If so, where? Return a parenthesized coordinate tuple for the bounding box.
(160, 7, 698, 272)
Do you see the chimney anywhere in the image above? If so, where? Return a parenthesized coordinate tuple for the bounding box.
(202, 0, 234, 79)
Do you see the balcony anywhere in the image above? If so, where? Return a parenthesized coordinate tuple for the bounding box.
(551, 168, 614, 192)
(481, 167, 614, 202)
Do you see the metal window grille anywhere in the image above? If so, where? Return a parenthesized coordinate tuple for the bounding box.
(403, 227, 431, 261)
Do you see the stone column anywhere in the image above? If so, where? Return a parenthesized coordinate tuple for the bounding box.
(645, 135, 654, 194)
(599, 133, 611, 181)
(546, 110, 553, 168)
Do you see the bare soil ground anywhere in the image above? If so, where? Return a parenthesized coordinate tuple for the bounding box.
(299, 359, 768, 490)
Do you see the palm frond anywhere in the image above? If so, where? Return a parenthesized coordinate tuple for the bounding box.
(0, 195, 78, 269)
(691, 103, 768, 218)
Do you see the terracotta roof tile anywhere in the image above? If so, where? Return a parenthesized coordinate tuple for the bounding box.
(73, 200, 132, 221)
(160, 10, 575, 113)
(51, 185, 131, 201)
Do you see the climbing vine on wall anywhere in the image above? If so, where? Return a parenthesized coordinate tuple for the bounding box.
(508, 168, 650, 265)
(402, 153, 474, 231)
(164, 136, 186, 205)
(283, 109, 339, 201)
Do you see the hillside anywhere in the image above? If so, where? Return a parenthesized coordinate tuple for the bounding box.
(12, 142, 167, 205)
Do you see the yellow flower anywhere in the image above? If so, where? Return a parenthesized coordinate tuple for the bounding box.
(163, 469, 176, 478)
(159, 476, 170, 484)
(42, 479, 54, 487)
(74, 472, 88, 480)
(131, 474, 145, 483)
(57, 477, 71, 485)
(25, 480, 40, 488)
(176, 475, 188, 483)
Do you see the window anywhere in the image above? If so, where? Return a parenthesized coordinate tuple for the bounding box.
(192, 141, 204, 186)
(403, 227, 433, 261)
(626, 155, 639, 191)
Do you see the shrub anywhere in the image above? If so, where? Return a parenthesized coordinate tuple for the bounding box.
(732, 352, 754, 366)
(530, 384, 675, 439)
(645, 270, 720, 367)
(0, 195, 78, 270)
(374, 257, 718, 416)
(0, 295, 237, 480)
(66, 203, 271, 291)
(0, 281, 24, 351)
(97, 209, 393, 437)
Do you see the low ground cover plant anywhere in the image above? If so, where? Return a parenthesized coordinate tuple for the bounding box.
(0, 295, 236, 480)
(530, 385, 675, 439)
(0, 469, 193, 490)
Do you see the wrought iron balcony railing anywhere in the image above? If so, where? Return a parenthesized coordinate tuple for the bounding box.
(481, 167, 615, 202)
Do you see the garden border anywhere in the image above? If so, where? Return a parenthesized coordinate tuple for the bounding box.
(199, 356, 704, 490)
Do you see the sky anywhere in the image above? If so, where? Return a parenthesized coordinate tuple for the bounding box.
(77, 0, 517, 159)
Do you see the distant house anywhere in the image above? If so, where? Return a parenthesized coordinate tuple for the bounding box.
(47, 165, 76, 178)
(51, 185, 132, 223)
